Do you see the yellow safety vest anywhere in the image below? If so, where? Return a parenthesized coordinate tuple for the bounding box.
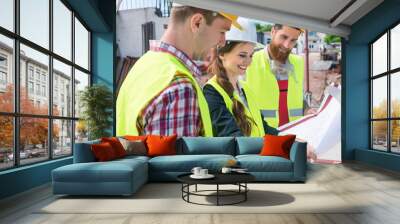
(206, 76, 265, 137)
(245, 50, 304, 128)
(116, 51, 213, 136)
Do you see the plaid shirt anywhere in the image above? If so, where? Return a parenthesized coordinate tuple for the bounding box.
(138, 41, 203, 136)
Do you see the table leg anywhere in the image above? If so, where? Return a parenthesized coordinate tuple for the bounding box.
(245, 183, 247, 201)
(217, 184, 219, 206)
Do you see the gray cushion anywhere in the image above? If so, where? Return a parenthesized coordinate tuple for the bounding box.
(118, 138, 147, 156)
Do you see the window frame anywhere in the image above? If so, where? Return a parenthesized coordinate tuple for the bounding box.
(370, 19, 400, 154)
(0, 0, 92, 171)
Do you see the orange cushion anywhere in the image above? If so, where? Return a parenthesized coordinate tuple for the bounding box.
(101, 137, 126, 158)
(260, 134, 296, 159)
(124, 135, 148, 142)
(146, 135, 177, 157)
(91, 142, 118, 161)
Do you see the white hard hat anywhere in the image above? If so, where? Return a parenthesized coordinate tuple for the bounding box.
(225, 17, 258, 45)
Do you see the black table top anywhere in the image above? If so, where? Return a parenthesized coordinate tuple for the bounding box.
(177, 172, 255, 185)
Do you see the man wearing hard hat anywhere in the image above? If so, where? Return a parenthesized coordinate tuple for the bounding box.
(116, 3, 242, 136)
(245, 24, 305, 128)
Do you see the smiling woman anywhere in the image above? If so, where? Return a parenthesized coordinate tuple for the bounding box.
(204, 36, 278, 137)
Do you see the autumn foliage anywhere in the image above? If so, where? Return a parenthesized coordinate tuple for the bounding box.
(0, 85, 59, 150)
(372, 99, 400, 141)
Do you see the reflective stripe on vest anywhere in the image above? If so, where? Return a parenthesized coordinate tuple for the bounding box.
(245, 49, 304, 128)
(206, 76, 265, 137)
(289, 108, 304, 117)
(261, 109, 277, 118)
(116, 51, 213, 136)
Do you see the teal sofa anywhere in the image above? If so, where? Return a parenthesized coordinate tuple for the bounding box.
(52, 137, 307, 196)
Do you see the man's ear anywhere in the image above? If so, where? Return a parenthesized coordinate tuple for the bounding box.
(190, 13, 205, 33)
(271, 27, 276, 37)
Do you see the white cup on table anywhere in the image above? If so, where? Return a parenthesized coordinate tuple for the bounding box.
(199, 169, 208, 176)
(191, 167, 202, 176)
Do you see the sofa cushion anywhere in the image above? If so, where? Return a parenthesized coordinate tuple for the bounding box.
(73, 140, 100, 163)
(115, 155, 150, 163)
(101, 137, 127, 158)
(148, 154, 235, 172)
(236, 137, 263, 155)
(236, 155, 293, 172)
(260, 134, 296, 159)
(52, 159, 147, 183)
(119, 138, 147, 156)
(177, 137, 235, 155)
(124, 135, 148, 142)
(147, 135, 177, 157)
(91, 142, 118, 161)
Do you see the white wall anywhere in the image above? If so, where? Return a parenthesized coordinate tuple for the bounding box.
(117, 8, 168, 58)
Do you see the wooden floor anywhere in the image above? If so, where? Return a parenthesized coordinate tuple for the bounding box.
(1, 162, 400, 224)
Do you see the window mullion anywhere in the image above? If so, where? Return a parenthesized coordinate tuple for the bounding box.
(49, 0, 54, 160)
(13, 0, 20, 167)
(71, 11, 76, 155)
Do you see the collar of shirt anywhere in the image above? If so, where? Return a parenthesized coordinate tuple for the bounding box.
(150, 40, 202, 79)
(265, 46, 294, 80)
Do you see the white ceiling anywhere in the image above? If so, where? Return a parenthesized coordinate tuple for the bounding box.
(174, 0, 384, 37)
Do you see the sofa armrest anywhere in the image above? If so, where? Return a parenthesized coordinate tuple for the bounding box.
(73, 140, 100, 163)
(289, 141, 307, 181)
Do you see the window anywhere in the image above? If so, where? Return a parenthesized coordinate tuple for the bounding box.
(0, 54, 7, 87)
(0, 55, 7, 67)
(54, 0, 72, 60)
(0, 0, 14, 32)
(75, 18, 89, 70)
(20, 0, 49, 49)
(370, 23, 400, 154)
(28, 81, 34, 94)
(42, 85, 46, 97)
(0, 35, 13, 113)
(35, 70, 41, 81)
(28, 67, 34, 80)
(36, 83, 40, 95)
(0, 71, 6, 85)
(0, 0, 91, 170)
(53, 59, 71, 116)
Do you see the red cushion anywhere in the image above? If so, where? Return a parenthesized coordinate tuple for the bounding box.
(91, 142, 118, 161)
(146, 135, 177, 157)
(124, 135, 148, 142)
(260, 134, 296, 159)
(101, 137, 126, 158)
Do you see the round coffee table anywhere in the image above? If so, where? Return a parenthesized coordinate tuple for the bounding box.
(177, 173, 255, 206)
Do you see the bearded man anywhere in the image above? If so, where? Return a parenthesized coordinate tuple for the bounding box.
(244, 24, 305, 128)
